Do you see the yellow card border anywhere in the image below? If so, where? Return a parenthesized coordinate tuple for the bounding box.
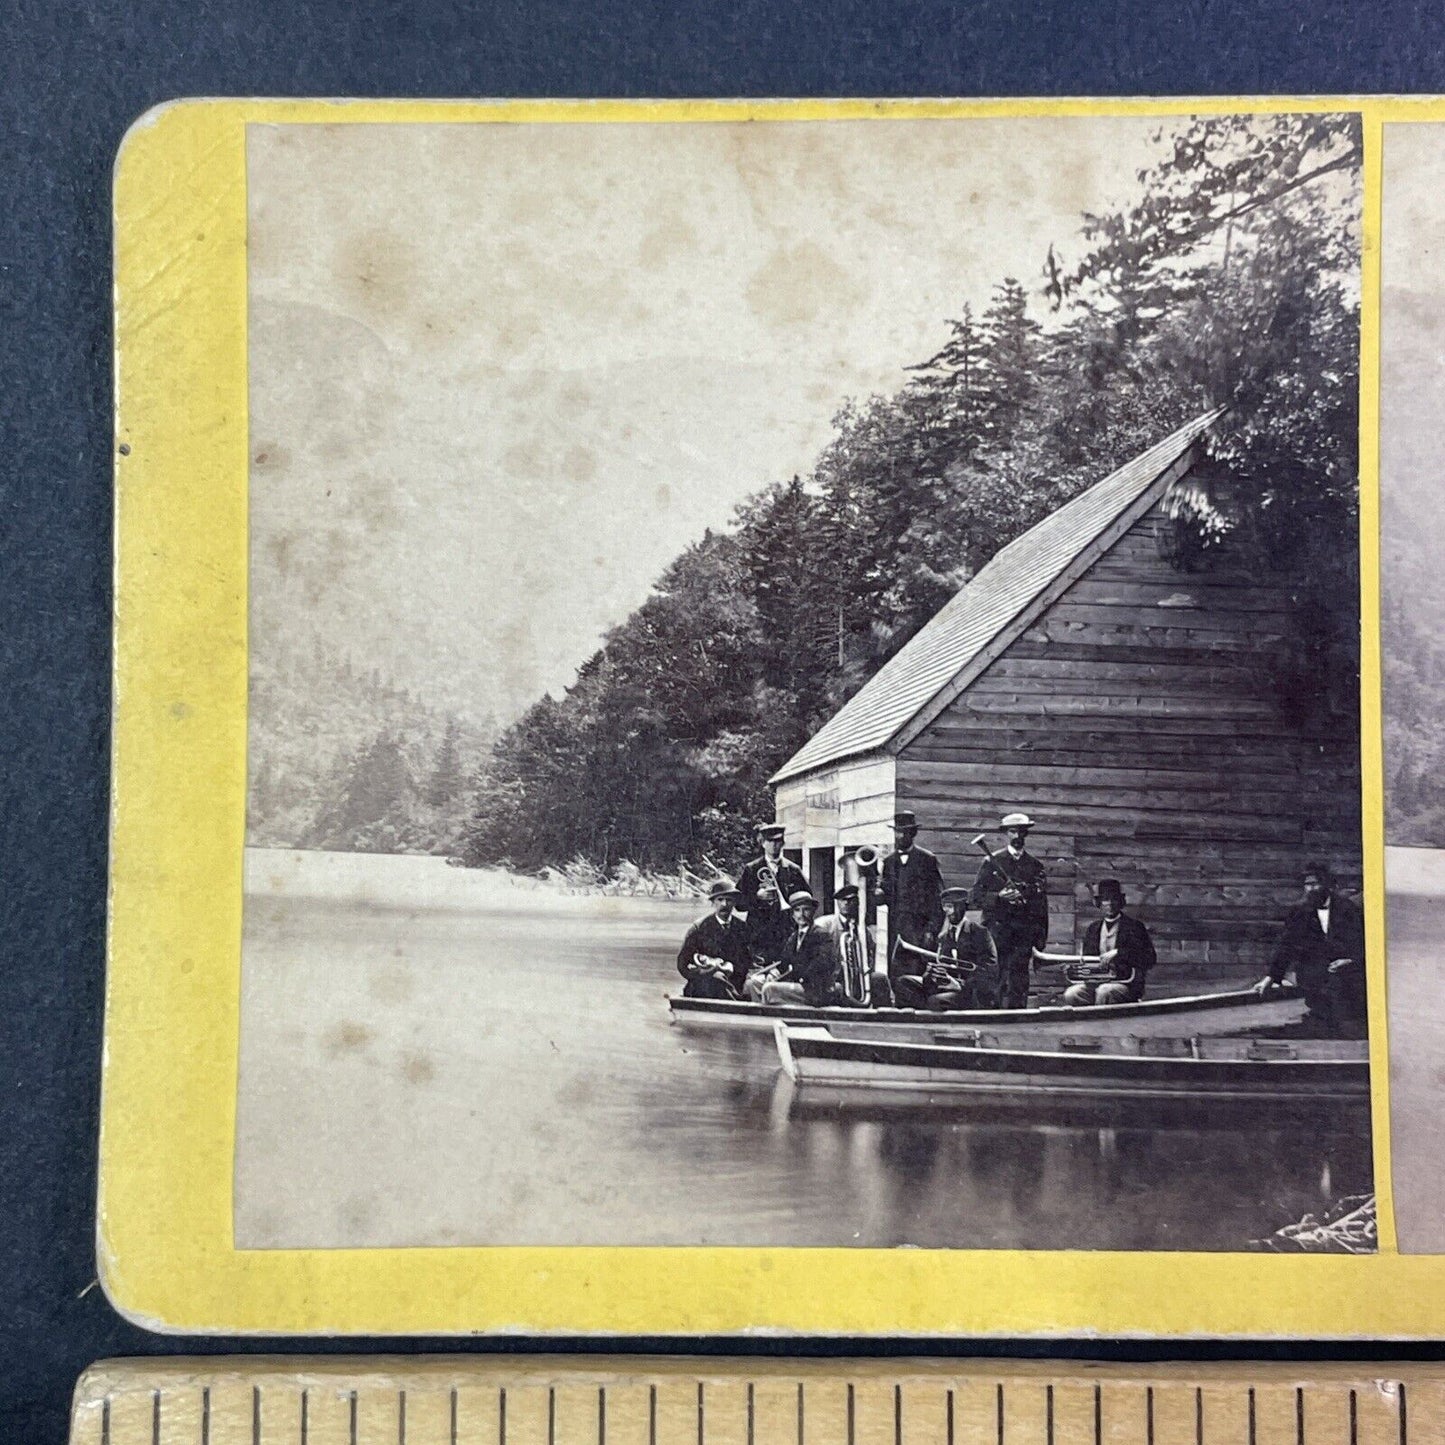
(104, 95, 1433, 1336)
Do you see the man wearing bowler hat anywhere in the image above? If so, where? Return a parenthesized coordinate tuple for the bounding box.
(737, 823, 809, 967)
(971, 812, 1049, 1008)
(879, 811, 945, 978)
(751, 890, 845, 1007)
(676, 879, 753, 999)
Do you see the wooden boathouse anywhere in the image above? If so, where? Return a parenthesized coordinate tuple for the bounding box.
(769, 411, 1363, 971)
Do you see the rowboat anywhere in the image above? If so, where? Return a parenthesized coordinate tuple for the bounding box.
(668, 984, 1307, 1039)
(774, 1022, 1369, 1101)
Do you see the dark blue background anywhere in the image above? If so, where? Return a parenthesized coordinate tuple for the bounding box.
(6, 2, 1445, 1438)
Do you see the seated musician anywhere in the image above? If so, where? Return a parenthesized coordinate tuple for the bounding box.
(893, 886, 999, 1010)
(749, 890, 845, 1007)
(1253, 862, 1366, 1037)
(1063, 878, 1156, 1006)
(675, 879, 752, 1000)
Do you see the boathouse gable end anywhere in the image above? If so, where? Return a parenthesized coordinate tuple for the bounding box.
(893, 481, 1362, 971)
(771, 412, 1363, 977)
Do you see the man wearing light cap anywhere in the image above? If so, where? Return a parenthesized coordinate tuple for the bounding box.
(971, 812, 1049, 1008)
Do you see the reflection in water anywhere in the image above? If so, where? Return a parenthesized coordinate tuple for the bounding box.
(236, 853, 1374, 1250)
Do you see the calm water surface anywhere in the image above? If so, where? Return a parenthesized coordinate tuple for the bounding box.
(236, 850, 1371, 1250)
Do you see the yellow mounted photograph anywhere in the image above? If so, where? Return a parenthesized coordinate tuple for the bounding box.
(102, 95, 1445, 1335)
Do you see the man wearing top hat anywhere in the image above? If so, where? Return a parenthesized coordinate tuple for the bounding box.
(879, 811, 945, 978)
(1064, 878, 1156, 1007)
(894, 886, 1000, 1010)
(676, 879, 753, 999)
(736, 823, 809, 967)
(971, 812, 1049, 1009)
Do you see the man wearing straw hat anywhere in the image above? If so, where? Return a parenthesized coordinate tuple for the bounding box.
(971, 811, 1049, 1009)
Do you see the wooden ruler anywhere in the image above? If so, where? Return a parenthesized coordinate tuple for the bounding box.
(70, 1358, 1431, 1445)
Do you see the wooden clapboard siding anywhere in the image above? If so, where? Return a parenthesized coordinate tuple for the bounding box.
(893, 481, 1362, 971)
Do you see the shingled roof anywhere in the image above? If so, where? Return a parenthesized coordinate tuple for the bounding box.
(770, 409, 1223, 785)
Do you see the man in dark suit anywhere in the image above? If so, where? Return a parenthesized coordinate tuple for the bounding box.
(971, 811, 1049, 1009)
(894, 886, 1000, 1010)
(879, 811, 944, 980)
(675, 879, 753, 999)
(754, 890, 846, 1007)
(1064, 878, 1157, 1006)
(1255, 862, 1367, 1037)
(736, 823, 809, 966)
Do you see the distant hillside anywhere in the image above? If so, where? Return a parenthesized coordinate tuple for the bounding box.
(247, 635, 496, 854)
(1382, 286, 1445, 846)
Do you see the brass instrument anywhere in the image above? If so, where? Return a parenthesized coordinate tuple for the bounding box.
(756, 862, 787, 911)
(970, 831, 1037, 908)
(838, 920, 870, 1005)
(1031, 948, 1113, 983)
(897, 935, 978, 975)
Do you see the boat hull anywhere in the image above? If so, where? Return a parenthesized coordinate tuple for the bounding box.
(775, 1024, 1369, 1102)
(668, 986, 1308, 1038)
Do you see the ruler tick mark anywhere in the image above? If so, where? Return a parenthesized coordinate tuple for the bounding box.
(1296, 1386, 1304, 1445)
(747, 1383, 754, 1445)
(1093, 1384, 1102, 1445)
(796, 1381, 804, 1445)
(894, 1383, 902, 1445)
(1399, 1381, 1409, 1445)
(1195, 1388, 1203, 1445)
(549, 1387, 556, 1445)
(848, 1383, 856, 1445)
(1147, 1387, 1155, 1445)
(350, 1389, 359, 1445)
(101, 1397, 110, 1445)
(151, 1389, 160, 1445)
(649, 1385, 656, 1445)
(1047, 1385, 1055, 1445)
(946, 1389, 955, 1445)
(600, 1386, 607, 1445)
(449, 1387, 457, 1445)
(1349, 1389, 1358, 1445)
(202, 1387, 210, 1445)
(400, 1388, 407, 1445)
(997, 1383, 1005, 1445)
(253, 1385, 261, 1445)
(1248, 1388, 1257, 1445)
(698, 1382, 705, 1445)
(301, 1389, 309, 1445)
(500, 1386, 508, 1445)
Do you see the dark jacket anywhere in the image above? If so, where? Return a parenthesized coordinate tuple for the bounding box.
(778, 916, 845, 1007)
(971, 848, 1049, 945)
(880, 846, 945, 934)
(1268, 893, 1367, 1023)
(737, 853, 810, 956)
(1082, 913, 1157, 995)
(676, 911, 753, 993)
(924, 916, 1001, 1006)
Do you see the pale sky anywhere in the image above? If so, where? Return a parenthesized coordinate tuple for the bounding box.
(247, 116, 1177, 724)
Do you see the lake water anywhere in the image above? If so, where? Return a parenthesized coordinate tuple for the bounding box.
(1383, 846, 1445, 1253)
(235, 849, 1372, 1251)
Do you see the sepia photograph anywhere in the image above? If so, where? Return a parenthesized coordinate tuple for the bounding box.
(234, 112, 1372, 1253)
(1381, 121, 1445, 1254)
